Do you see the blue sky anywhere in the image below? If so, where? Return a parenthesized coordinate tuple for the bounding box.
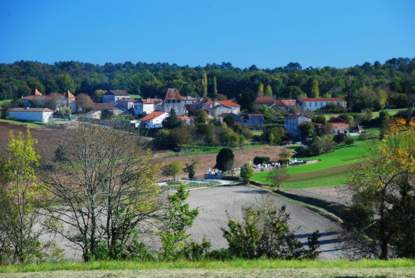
(0, 0, 414, 68)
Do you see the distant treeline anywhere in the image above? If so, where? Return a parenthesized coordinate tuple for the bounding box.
(1, 58, 415, 111)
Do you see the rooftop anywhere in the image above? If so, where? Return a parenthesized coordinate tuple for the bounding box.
(8, 107, 53, 112)
(164, 88, 183, 101)
(140, 111, 167, 122)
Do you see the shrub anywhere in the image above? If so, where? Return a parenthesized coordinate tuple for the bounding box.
(240, 163, 254, 184)
(333, 133, 346, 143)
(222, 204, 320, 259)
(216, 148, 234, 172)
(344, 136, 354, 145)
(253, 156, 271, 165)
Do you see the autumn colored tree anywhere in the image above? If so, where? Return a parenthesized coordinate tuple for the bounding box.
(0, 130, 47, 263)
(348, 118, 415, 258)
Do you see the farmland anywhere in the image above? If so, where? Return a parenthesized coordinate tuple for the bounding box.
(251, 140, 373, 188)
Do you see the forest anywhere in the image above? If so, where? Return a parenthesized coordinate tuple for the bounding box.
(0, 57, 415, 112)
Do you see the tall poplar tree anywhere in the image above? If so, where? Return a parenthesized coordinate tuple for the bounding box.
(201, 71, 208, 98)
(265, 84, 273, 96)
(213, 76, 218, 99)
(257, 82, 264, 97)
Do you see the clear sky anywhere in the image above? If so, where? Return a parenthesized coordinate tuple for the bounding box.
(0, 0, 414, 68)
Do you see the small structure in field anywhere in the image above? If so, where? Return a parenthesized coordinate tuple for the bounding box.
(7, 107, 54, 123)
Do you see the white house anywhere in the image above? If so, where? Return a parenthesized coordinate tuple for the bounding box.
(22, 89, 77, 113)
(210, 100, 240, 117)
(133, 98, 163, 116)
(8, 108, 54, 123)
(102, 90, 129, 103)
(297, 97, 346, 111)
(140, 111, 169, 129)
(117, 98, 135, 111)
(284, 115, 312, 138)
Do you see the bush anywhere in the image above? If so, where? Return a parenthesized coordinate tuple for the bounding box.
(253, 156, 271, 165)
(240, 163, 254, 184)
(222, 204, 320, 259)
(344, 136, 354, 145)
(333, 133, 346, 143)
(216, 148, 234, 172)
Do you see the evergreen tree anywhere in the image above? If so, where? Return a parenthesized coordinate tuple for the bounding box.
(310, 79, 320, 98)
(212, 76, 218, 99)
(265, 84, 273, 97)
(257, 82, 264, 97)
(202, 71, 208, 98)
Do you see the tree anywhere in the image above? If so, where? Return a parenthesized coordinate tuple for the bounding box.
(184, 160, 197, 180)
(0, 130, 47, 263)
(299, 122, 314, 139)
(163, 109, 182, 129)
(222, 202, 319, 259)
(270, 167, 289, 188)
(76, 93, 95, 112)
(240, 163, 254, 184)
(215, 148, 234, 172)
(265, 84, 273, 97)
(212, 76, 218, 99)
(160, 184, 198, 260)
(348, 118, 415, 258)
(310, 79, 320, 98)
(263, 127, 285, 145)
(55, 73, 75, 92)
(201, 71, 208, 98)
(43, 124, 161, 261)
(162, 161, 183, 181)
(257, 82, 264, 97)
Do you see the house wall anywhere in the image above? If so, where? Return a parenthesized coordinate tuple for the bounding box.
(211, 105, 240, 117)
(284, 116, 311, 137)
(134, 103, 155, 115)
(8, 111, 53, 123)
(142, 113, 169, 128)
(163, 100, 187, 115)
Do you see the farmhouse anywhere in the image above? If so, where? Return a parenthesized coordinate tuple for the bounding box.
(297, 97, 346, 111)
(101, 90, 129, 104)
(140, 111, 169, 129)
(162, 88, 188, 115)
(284, 114, 312, 138)
(22, 89, 77, 113)
(7, 108, 54, 123)
(210, 100, 240, 117)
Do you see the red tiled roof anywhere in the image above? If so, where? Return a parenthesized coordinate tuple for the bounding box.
(329, 122, 350, 129)
(140, 111, 166, 122)
(218, 100, 239, 107)
(94, 103, 115, 110)
(300, 97, 342, 102)
(142, 98, 163, 104)
(274, 99, 297, 106)
(255, 96, 275, 105)
(164, 88, 183, 101)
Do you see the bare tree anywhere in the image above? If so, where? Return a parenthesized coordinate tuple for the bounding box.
(43, 124, 161, 261)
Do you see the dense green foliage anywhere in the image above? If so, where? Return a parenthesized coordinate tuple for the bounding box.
(215, 148, 234, 172)
(1, 58, 415, 112)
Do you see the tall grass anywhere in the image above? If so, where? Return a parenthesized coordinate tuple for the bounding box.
(1, 259, 415, 273)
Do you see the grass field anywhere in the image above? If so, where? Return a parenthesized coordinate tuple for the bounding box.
(0, 99, 12, 106)
(1, 259, 414, 273)
(322, 108, 407, 120)
(251, 140, 373, 188)
(0, 119, 44, 128)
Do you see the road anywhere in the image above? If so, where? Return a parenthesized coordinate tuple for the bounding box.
(187, 185, 345, 259)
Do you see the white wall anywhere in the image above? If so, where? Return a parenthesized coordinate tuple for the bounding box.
(8, 111, 53, 123)
(144, 113, 169, 128)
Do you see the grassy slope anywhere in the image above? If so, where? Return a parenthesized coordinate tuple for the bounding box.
(251, 140, 372, 188)
(0, 119, 43, 129)
(1, 259, 415, 273)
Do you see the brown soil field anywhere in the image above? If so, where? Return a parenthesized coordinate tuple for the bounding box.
(155, 145, 284, 178)
(1, 122, 284, 179)
(0, 122, 69, 162)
